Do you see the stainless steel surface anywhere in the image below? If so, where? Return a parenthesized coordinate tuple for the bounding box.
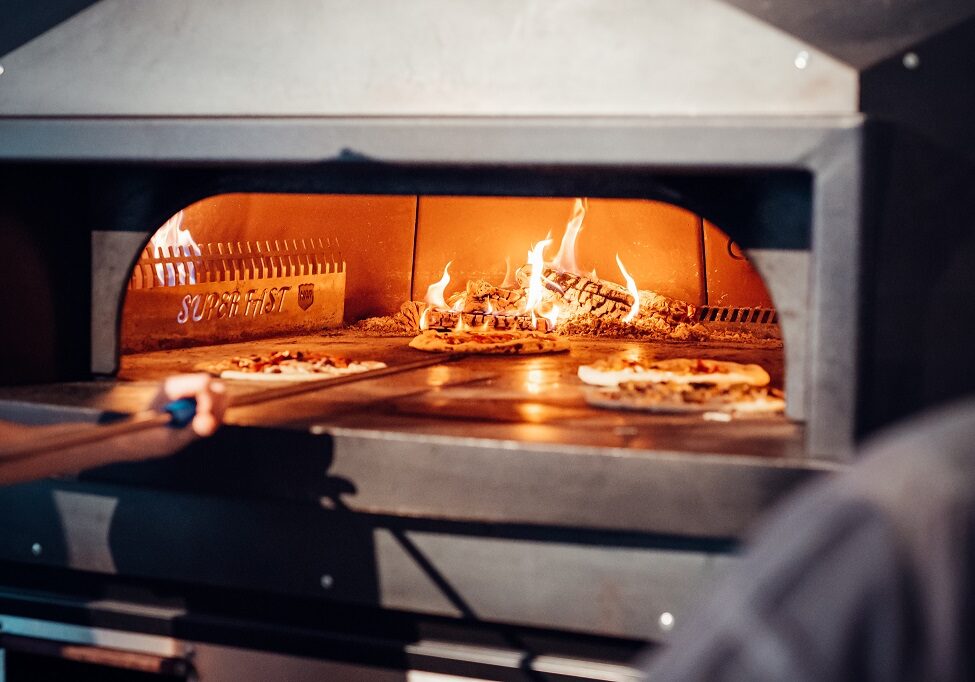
(0, 115, 862, 164)
(0, 615, 182, 658)
(0, 476, 745, 642)
(373, 526, 735, 639)
(805, 125, 861, 456)
(725, 0, 975, 68)
(62, 115, 861, 454)
(0, 0, 855, 117)
(91, 231, 145, 375)
(0, 333, 832, 541)
(747, 249, 809, 422)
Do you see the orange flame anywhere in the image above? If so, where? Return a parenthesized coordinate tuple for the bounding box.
(549, 198, 587, 275)
(424, 261, 452, 309)
(150, 211, 200, 286)
(451, 293, 467, 313)
(615, 254, 640, 323)
(524, 238, 553, 313)
(542, 303, 562, 330)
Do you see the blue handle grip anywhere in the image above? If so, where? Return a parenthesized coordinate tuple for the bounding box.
(164, 398, 197, 428)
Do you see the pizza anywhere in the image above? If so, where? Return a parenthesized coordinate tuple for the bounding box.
(409, 329, 569, 355)
(584, 381, 785, 414)
(204, 350, 386, 381)
(577, 356, 770, 388)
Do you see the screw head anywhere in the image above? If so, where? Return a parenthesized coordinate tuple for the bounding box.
(0, 65, 5, 76)
(659, 612, 675, 632)
(30, 543, 42, 557)
(320, 574, 334, 589)
(794, 51, 810, 70)
(903, 52, 920, 69)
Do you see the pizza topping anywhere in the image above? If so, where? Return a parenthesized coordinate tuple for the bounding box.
(578, 356, 771, 387)
(409, 329, 569, 355)
(204, 350, 386, 380)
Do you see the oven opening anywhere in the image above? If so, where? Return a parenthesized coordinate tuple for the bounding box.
(117, 193, 791, 456)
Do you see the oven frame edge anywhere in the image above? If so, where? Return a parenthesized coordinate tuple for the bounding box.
(1, 115, 864, 459)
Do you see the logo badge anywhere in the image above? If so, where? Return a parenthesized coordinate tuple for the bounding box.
(298, 283, 314, 311)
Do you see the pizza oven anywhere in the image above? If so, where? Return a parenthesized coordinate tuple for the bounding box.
(0, 2, 973, 680)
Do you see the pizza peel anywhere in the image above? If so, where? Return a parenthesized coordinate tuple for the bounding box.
(0, 354, 465, 461)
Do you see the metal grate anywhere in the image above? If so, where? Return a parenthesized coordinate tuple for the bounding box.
(128, 238, 342, 289)
(696, 305, 778, 325)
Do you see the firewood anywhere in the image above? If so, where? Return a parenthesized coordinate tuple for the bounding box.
(398, 301, 547, 332)
(446, 279, 526, 314)
(515, 266, 696, 325)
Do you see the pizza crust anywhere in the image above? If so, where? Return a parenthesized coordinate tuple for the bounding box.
(219, 361, 385, 382)
(583, 382, 785, 414)
(577, 357, 770, 387)
(200, 351, 386, 381)
(409, 329, 569, 355)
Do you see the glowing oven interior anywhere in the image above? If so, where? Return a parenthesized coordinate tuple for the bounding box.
(117, 193, 790, 453)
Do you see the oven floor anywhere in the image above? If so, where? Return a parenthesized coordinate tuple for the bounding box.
(1, 332, 801, 460)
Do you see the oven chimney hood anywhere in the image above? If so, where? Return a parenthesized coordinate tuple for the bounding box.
(3, 0, 973, 154)
(0, 0, 877, 117)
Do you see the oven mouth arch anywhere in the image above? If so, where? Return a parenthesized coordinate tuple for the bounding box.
(104, 169, 802, 425)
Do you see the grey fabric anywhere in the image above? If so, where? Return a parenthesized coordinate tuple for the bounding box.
(641, 399, 975, 681)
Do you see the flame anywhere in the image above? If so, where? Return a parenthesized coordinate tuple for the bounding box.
(615, 253, 640, 323)
(451, 293, 467, 313)
(453, 313, 468, 332)
(590, 268, 598, 281)
(549, 198, 587, 275)
(542, 303, 562, 330)
(524, 238, 552, 313)
(150, 211, 200, 286)
(424, 261, 452, 309)
(419, 307, 431, 331)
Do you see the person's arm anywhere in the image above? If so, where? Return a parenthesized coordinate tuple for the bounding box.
(0, 374, 227, 486)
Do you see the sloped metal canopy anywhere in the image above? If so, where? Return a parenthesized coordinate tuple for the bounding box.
(726, 0, 975, 70)
(0, 0, 858, 116)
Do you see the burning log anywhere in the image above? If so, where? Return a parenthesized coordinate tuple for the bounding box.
(517, 266, 696, 326)
(446, 279, 526, 314)
(399, 301, 549, 332)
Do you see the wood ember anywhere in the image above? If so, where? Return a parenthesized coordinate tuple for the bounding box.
(349, 268, 770, 345)
(402, 301, 548, 332)
(555, 313, 710, 341)
(516, 266, 697, 326)
(350, 300, 545, 337)
(446, 279, 525, 314)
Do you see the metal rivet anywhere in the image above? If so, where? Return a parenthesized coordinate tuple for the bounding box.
(659, 612, 675, 632)
(903, 52, 920, 69)
(0, 65, 5, 76)
(31, 543, 42, 557)
(794, 51, 810, 70)
(320, 574, 334, 589)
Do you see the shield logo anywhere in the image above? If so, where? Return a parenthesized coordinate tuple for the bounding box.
(298, 283, 314, 311)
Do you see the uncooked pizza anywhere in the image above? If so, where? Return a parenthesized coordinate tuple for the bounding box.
(584, 381, 785, 414)
(203, 350, 386, 381)
(577, 356, 770, 387)
(409, 329, 569, 355)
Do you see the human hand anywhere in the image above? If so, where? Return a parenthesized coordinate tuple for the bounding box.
(151, 373, 228, 437)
